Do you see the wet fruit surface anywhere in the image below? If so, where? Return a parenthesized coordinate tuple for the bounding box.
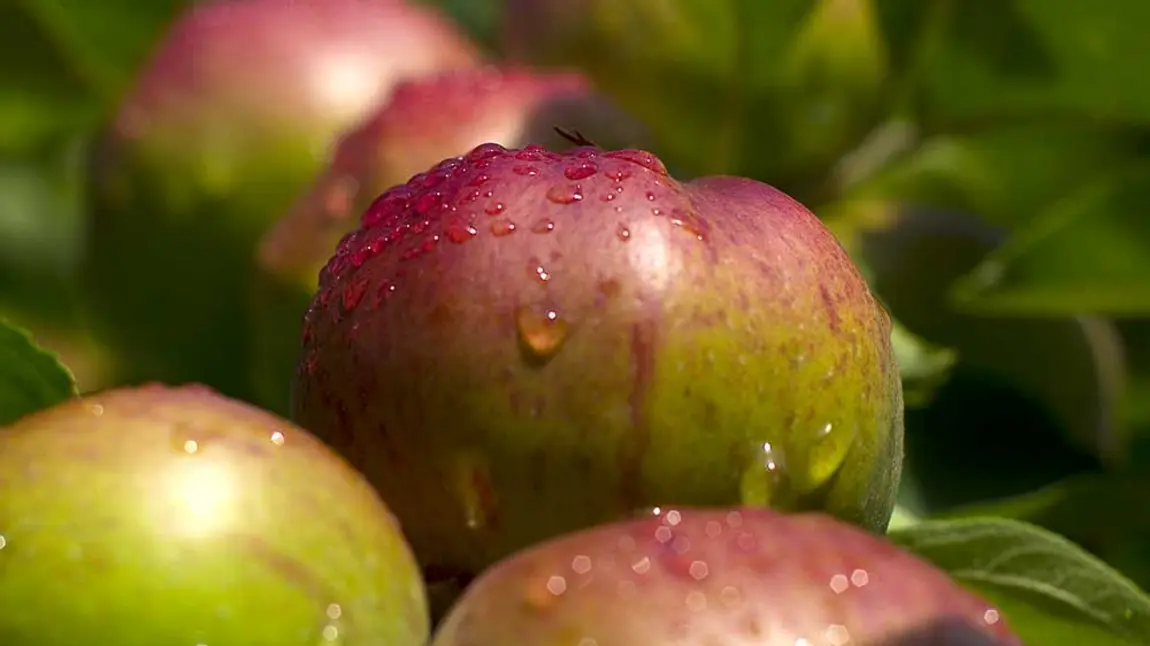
(432, 507, 1022, 646)
(0, 384, 428, 646)
(292, 143, 903, 582)
(252, 66, 642, 414)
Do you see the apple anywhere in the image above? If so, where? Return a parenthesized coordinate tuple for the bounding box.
(431, 506, 1022, 646)
(0, 383, 429, 646)
(291, 143, 904, 586)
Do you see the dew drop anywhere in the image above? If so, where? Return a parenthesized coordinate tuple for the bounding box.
(669, 208, 711, 242)
(739, 441, 794, 508)
(605, 150, 669, 176)
(530, 261, 551, 283)
(452, 452, 498, 531)
(413, 191, 440, 215)
(564, 162, 598, 180)
(531, 218, 555, 234)
(792, 420, 856, 495)
(490, 219, 517, 236)
(342, 276, 369, 312)
(445, 222, 478, 244)
(512, 164, 539, 176)
(546, 184, 583, 204)
(516, 306, 568, 361)
(484, 202, 506, 216)
(615, 224, 631, 241)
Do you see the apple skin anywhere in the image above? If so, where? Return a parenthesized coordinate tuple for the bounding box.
(252, 65, 645, 414)
(83, 0, 481, 399)
(432, 507, 1022, 646)
(291, 143, 904, 583)
(0, 384, 429, 646)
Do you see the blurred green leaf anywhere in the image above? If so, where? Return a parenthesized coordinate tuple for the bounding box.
(1116, 321, 1150, 443)
(0, 319, 76, 426)
(829, 204, 1128, 466)
(951, 165, 1150, 316)
(938, 474, 1150, 591)
(888, 316, 956, 407)
(875, 0, 1150, 130)
(841, 123, 1143, 231)
(15, 0, 189, 99)
(0, 3, 100, 152)
(886, 504, 922, 531)
(890, 518, 1150, 646)
(504, 0, 890, 195)
(420, 0, 502, 52)
(0, 137, 87, 321)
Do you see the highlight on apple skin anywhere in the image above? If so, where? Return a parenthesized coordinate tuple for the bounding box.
(0, 383, 429, 646)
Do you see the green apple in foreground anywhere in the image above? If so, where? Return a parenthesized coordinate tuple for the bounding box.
(0, 384, 428, 646)
(433, 507, 1022, 646)
(292, 143, 905, 585)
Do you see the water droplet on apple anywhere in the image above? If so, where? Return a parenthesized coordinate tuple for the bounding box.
(516, 305, 568, 360)
(529, 260, 551, 283)
(739, 441, 793, 508)
(490, 219, 517, 236)
(341, 275, 369, 312)
(564, 162, 597, 180)
(484, 202, 506, 216)
(546, 184, 583, 204)
(452, 452, 498, 531)
(616, 224, 631, 241)
(531, 218, 555, 234)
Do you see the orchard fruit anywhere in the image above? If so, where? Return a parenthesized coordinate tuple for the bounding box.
(84, 0, 480, 398)
(502, 0, 885, 190)
(432, 507, 1021, 646)
(0, 384, 428, 646)
(292, 143, 904, 583)
(253, 65, 644, 414)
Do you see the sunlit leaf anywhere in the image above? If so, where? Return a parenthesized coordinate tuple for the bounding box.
(503, 0, 890, 196)
(0, 319, 76, 426)
(842, 123, 1143, 231)
(891, 518, 1150, 646)
(875, 0, 1150, 130)
(952, 165, 1150, 316)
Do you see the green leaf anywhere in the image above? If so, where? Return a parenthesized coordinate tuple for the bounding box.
(0, 2, 100, 152)
(0, 319, 76, 426)
(828, 204, 1128, 466)
(887, 504, 922, 531)
(938, 474, 1150, 591)
(504, 0, 889, 195)
(875, 0, 1150, 130)
(951, 165, 1150, 316)
(889, 316, 956, 408)
(15, 0, 190, 100)
(890, 518, 1150, 645)
(842, 123, 1142, 231)
(0, 137, 88, 320)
